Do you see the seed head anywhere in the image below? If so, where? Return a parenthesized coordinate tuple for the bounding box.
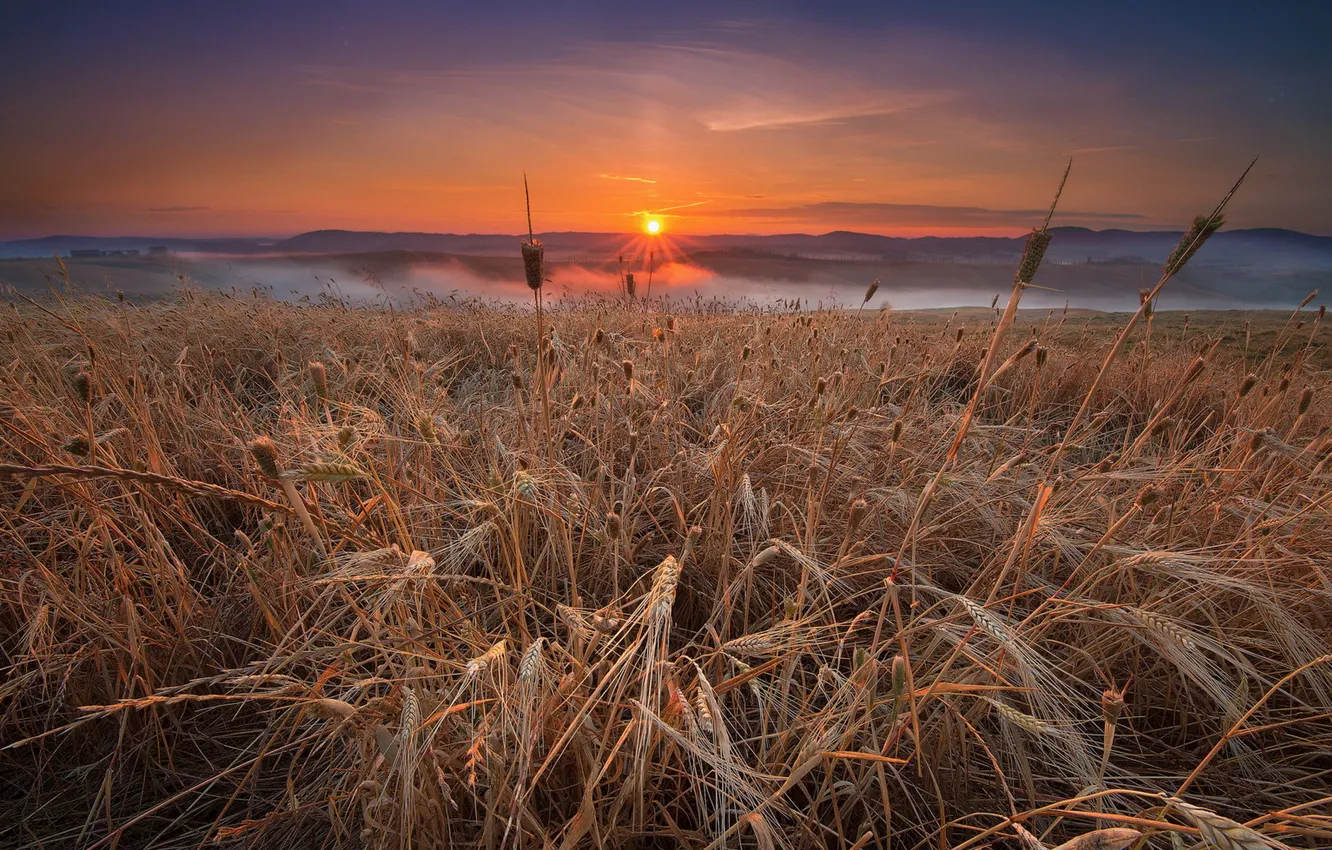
(337, 425, 356, 451)
(297, 461, 367, 483)
(648, 555, 681, 622)
(1183, 356, 1206, 384)
(848, 497, 869, 533)
(466, 639, 508, 677)
(621, 359, 634, 380)
(853, 647, 871, 674)
(71, 370, 92, 405)
(520, 638, 545, 683)
(1238, 373, 1257, 398)
(1164, 214, 1224, 278)
(783, 597, 799, 620)
(1016, 228, 1053, 284)
(1013, 339, 1037, 362)
(1035, 346, 1048, 367)
(514, 471, 537, 501)
(890, 654, 907, 698)
(418, 416, 439, 444)
(993, 700, 1050, 735)
(308, 361, 328, 400)
(1101, 686, 1127, 723)
(1299, 386, 1314, 415)
(1052, 828, 1140, 850)
(862, 278, 880, 306)
(248, 437, 282, 479)
(1171, 799, 1273, 850)
(520, 239, 545, 291)
(751, 545, 780, 568)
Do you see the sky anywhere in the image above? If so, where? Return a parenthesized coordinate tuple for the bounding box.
(2, 1, 1329, 239)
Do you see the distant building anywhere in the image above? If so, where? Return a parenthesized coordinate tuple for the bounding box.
(148, 245, 169, 255)
(67, 248, 141, 258)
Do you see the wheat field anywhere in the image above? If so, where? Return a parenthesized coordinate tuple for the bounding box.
(3, 218, 1332, 850)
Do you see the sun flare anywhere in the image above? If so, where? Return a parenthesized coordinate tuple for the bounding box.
(645, 218, 661, 234)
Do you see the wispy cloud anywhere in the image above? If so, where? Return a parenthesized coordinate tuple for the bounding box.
(1067, 144, 1141, 155)
(144, 206, 211, 213)
(703, 201, 1149, 229)
(628, 200, 711, 217)
(599, 174, 657, 184)
(699, 96, 940, 132)
(296, 65, 387, 94)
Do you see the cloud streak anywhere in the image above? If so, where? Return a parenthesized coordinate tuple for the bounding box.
(702, 201, 1150, 229)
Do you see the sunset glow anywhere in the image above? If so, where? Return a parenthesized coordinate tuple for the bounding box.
(645, 219, 661, 234)
(0, 4, 1329, 239)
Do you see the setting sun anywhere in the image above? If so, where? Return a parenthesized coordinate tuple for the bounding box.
(645, 218, 661, 234)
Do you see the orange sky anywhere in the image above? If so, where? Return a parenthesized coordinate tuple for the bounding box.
(2, 7, 1329, 238)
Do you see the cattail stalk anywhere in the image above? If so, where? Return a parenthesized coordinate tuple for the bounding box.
(891, 161, 1070, 580)
(70, 369, 98, 464)
(1046, 158, 1256, 476)
(249, 437, 326, 558)
(522, 173, 552, 456)
(859, 278, 880, 313)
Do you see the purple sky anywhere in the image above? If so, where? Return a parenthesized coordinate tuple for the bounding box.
(2, 1, 1329, 238)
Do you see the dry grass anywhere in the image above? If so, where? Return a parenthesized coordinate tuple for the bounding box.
(2, 251, 1332, 849)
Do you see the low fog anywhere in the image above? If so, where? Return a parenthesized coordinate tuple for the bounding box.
(0, 251, 1318, 312)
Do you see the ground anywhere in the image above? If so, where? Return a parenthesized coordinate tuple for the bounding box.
(2, 289, 1330, 849)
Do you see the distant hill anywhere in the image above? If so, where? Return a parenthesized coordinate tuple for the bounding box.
(4, 226, 1329, 309)
(7, 226, 1332, 268)
(265, 227, 1332, 271)
(0, 235, 275, 259)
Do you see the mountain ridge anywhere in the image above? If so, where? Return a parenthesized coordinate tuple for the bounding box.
(5, 228, 1332, 272)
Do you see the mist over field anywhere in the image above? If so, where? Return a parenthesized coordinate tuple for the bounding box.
(4, 231, 1329, 311)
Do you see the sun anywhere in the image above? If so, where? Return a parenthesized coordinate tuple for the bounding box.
(645, 218, 661, 234)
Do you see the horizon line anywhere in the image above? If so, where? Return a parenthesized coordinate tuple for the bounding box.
(5, 224, 1331, 243)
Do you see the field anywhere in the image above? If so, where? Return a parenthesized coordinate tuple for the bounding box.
(3, 273, 1332, 849)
